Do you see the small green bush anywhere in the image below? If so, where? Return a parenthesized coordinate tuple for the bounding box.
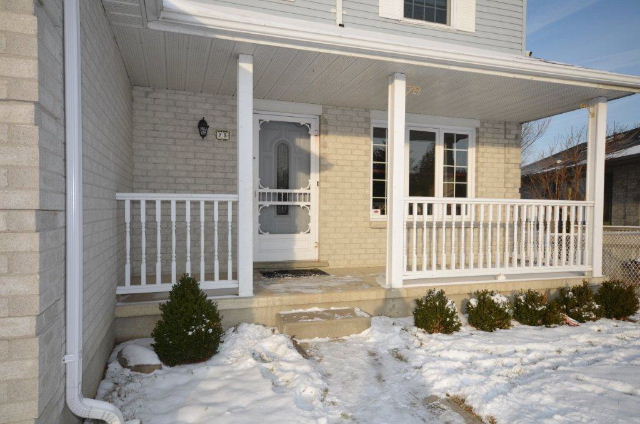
(554, 281, 602, 323)
(413, 289, 462, 334)
(466, 290, 512, 332)
(513, 289, 563, 327)
(152, 274, 224, 366)
(595, 280, 639, 320)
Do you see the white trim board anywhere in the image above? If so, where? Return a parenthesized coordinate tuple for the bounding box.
(370, 110, 479, 129)
(254, 99, 322, 116)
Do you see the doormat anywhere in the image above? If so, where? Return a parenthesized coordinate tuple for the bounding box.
(260, 268, 329, 278)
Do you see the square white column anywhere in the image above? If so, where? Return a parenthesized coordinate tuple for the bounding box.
(585, 97, 607, 277)
(237, 54, 254, 296)
(386, 73, 406, 288)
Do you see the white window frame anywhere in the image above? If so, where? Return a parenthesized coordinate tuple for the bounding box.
(369, 119, 476, 221)
(402, 0, 451, 28)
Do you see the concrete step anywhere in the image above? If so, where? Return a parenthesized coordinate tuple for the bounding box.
(276, 307, 371, 339)
(254, 260, 330, 271)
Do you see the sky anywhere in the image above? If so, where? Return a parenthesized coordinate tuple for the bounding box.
(525, 0, 640, 162)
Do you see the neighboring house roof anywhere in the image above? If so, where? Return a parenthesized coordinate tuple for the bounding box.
(521, 127, 640, 176)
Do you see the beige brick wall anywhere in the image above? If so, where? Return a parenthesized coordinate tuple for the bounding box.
(0, 1, 132, 423)
(476, 121, 522, 199)
(130, 88, 522, 270)
(318, 106, 387, 267)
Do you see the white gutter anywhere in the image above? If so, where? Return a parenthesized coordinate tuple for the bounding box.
(63, 0, 126, 422)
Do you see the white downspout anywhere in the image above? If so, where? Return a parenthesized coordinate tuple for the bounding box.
(63, 0, 125, 422)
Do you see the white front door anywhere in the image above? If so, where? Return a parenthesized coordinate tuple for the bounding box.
(254, 113, 319, 262)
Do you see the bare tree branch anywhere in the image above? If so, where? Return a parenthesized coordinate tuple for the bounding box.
(521, 118, 551, 163)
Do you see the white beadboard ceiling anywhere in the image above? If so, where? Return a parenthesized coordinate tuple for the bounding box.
(101, 0, 630, 122)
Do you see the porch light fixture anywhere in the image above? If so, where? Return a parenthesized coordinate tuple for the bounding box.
(198, 117, 209, 138)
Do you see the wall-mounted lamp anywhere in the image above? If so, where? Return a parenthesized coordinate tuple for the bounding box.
(197, 117, 209, 139)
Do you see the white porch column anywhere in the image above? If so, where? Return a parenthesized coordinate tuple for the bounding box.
(237, 54, 254, 296)
(385, 73, 406, 288)
(585, 97, 607, 277)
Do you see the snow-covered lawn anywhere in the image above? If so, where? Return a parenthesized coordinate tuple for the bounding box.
(97, 316, 640, 424)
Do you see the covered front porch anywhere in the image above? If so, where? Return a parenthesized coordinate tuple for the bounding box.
(103, 3, 639, 304)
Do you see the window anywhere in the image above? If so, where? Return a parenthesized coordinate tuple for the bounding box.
(276, 142, 289, 215)
(370, 125, 474, 217)
(371, 127, 387, 216)
(404, 0, 448, 25)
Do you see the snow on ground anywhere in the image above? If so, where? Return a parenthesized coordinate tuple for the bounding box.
(97, 325, 327, 424)
(326, 316, 640, 424)
(97, 316, 640, 424)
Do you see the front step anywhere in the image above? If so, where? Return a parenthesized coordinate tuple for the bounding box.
(254, 260, 330, 271)
(276, 307, 371, 339)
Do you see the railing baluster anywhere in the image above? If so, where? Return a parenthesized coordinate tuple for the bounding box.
(577, 205, 584, 265)
(487, 204, 493, 268)
(422, 202, 427, 272)
(171, 200, 176, 284)
(214, 201, 219, 281)
(504, 204, 510, 268)
(469, 204, 475, 269)
(496, 204, 502, 269)
(412, 202, 417, 272)
(200, 200, 205, 282)
(520, 205, 526, 266)
(528, 206, 534, 268)
(140, 200, 146, 285)
(479, 204, 484, 268)
(125, 199, 131, 287)
(512, 204, 519, 267)
(185, 200, 191, 275)
(561, 205, 568, 267)
(431, 202, 437, 271)
(460, 204, 466, 269)
(156, 200, 161, 285)
(553, 205, 560, 267)
(537, 205, 544, 267)
(545, 205, 552, 266)
(441, 203, 446, 270)
(569, 205, 576, 266)
(450, 203, 456, 270)
(227, 201, 233, 281)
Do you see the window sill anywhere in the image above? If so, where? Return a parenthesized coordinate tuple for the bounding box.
(389, 16, 458, 32)
(369, 219, 387, 229)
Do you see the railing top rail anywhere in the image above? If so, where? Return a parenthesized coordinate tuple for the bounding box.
(404, 197, 594, 206)
(116, 192, 239, 201)
(258, 188, 311, 193)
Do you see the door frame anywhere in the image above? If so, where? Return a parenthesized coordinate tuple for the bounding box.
(253, 111, 320, 261)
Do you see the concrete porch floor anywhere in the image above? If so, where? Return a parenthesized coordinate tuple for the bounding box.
(114, 265, 599, 342)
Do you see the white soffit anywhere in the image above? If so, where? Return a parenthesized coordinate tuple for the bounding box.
(101, 0, 639, 122)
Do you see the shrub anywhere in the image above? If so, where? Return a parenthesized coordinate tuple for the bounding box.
(554, 282, 602, 323)
(513, 289, 563, 327)
(152, 274, 224, 366)
(413, 289, 462, 334)
(466, 290, 512, 332)
(595, 280, 639, 320)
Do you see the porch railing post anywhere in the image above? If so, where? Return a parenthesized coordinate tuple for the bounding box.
(386, 72, 406, 288)
(237, 54, 254, 296)
(585, 97, 607, 277)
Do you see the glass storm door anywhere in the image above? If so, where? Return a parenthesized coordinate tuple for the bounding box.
(254, 114, 319, 262)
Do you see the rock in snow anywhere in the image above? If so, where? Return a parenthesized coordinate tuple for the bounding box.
(117, 344, 162, 374)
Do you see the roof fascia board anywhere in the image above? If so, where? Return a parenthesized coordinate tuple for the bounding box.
(154, 0, 640, 93)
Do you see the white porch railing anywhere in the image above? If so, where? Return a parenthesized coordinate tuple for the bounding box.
(116, 193, 239, 294)
(403, 197, 594, 279)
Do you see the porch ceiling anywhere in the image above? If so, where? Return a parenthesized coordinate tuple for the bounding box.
(104, 2, 633, 123)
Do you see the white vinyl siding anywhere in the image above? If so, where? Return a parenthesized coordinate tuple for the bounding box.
(199, 0, 523, 54)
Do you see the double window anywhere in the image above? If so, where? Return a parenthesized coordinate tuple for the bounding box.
(404, 0, 448, 25)
(370, 125, 474, 218)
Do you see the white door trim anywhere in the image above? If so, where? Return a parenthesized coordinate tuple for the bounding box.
(253, 112, 320, 262)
